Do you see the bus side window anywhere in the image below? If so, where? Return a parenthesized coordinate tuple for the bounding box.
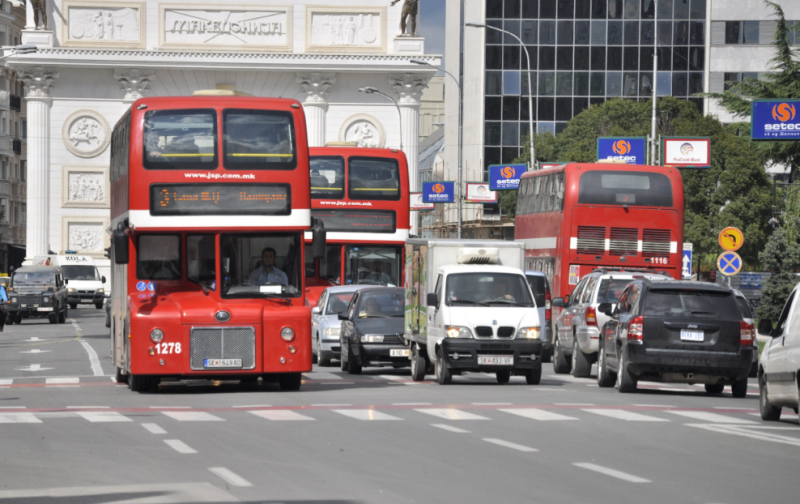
(556, 172, 565, 210)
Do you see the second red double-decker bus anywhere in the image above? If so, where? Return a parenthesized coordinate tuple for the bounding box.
(515, 162, 684, 302)
(304, 147, 410, 306)
(109, 93, 320, 392)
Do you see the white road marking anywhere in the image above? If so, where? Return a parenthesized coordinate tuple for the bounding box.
(232, 405, 271, 408)
(713, 407, 758, 412)
(27, 337, 40, 341)
(574, 463, 651, 483)
(142, 423, 167, 434)
(311, 403, 352, 407)
(71, 320, 81, 332)
(414, 408, 490, 420)
(66, 406, 110, 409)
(321, 382, 355, 385)
(303, 372, 342, 380)
(79, 340, 104, 376)
(393, 402, 432, 406)
(332, 409, 402, 421)
(555, 403, 595, 406)
(431, 424, 471, 433)
(0, 413, 42, 424)
(208, 467, 253, 487)
(16, 364, 53, 372)
(482, 438, 538, 452)
(0, 379, 12, 386)
(164, 439, 197, 454)
(472, 402, 512, 405)
(667, 411, 757, 424)
(378, 375, 407, 381)
(45, 377, 80, 385)
(500, 408, 579, 421)
(634, 404, 676, 408)
(687, 424, 800, 447)
(19, 349, 50, 354)
(149, 406, 191, 409)
(583, 409, 669, 422)
(77, 412, 132, 423)
(0, 406, 25, 409)
(249, 410, 315, 421)
(162, 411, 224, 422)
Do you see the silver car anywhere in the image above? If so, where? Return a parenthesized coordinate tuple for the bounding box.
(311, 285, 371, 366)
(732, 288, 758, 377)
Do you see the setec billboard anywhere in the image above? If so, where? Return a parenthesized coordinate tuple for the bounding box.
(597, 137, 646, 164)
(752, 100, 800, 141)
(488, 164, 525, 191)
(421, 181, 455, 203)
(662, 137, 710, 168)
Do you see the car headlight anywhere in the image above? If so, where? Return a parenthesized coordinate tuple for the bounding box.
(281, 327, 295, 341)
(516, 327, 541, 340)
(361, 334, 384, 343)
(11, 297, 17, 303)
(150, 329, 164, 343)
(68, 288, 76, 293)
(323, 327, 341, 337)
(446, 326, 473, 339)
(43, 297, 51, 304)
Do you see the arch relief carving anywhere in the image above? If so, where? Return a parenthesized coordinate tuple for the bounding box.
(62, 110, 111, 158)
(339, 114, 386, 149)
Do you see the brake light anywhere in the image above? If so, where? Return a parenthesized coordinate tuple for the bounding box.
(545, 288, 551, 320)
(627, 316, 644, 342)
(740, 321, 755, 346)
(585, 306, 597, 327)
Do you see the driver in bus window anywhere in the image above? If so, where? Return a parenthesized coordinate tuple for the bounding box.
(248, 248, 288, 286)
(368, 262, 392, 285)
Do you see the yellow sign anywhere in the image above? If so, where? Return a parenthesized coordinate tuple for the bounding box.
(718, 227, 744, 252)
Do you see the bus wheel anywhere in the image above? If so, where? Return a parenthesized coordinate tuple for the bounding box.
(278, 372, 302, 391)
(128, 374, 153, 393)
(115, 366, 128, 384)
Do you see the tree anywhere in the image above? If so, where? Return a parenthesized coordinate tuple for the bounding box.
(757, 221, 800, 322)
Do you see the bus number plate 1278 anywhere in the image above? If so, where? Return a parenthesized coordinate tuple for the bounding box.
(204, 359, 242, 368)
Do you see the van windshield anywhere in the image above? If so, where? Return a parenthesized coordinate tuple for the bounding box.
(446, 273, 534, 307)
(61, 266, 100, 281)
(13, 272, 56, 285)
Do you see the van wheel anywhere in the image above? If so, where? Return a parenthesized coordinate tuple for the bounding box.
(759, 374, 782, 420)
(69, 304, 77, 310)
(435, 349, 452, 385)
(95, 303, 103, 310)
(58, 308, 67, 324)
(552, 338, 572, 374)
(705, 383, 724, 394)
(540, 347, 552, 363)
(48, 313, 58, 324)
(496, 370, 511, 384)
(572, 340, 592, 378)
(525, 364, 542, 385)
(597, 345, 615, 388)
(410, 344, 427, 381)
(616, 350, 637, 393)
(731, 377, 748, 398)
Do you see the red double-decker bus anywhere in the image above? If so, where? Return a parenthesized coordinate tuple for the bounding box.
(304, 147, 410, 306)
(515, 163, 684, 302)
(109, 93, 319, 392)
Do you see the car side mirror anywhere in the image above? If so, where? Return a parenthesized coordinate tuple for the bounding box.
(757, 318, 773, 336)
(101, 276, 106, 284)
(598, 302, 613, 316)
(338, 312, 349, 321)
(427, 293, 438, 307)
(552, 297, 564, 308)
(311, 306, 321, 314)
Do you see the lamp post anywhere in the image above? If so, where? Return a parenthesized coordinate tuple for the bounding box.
(0, 44, 38, 59)
(651, 1, 659, 165)
(466, 22, 534, 170)
(358, 86, 403, 151)
(409, 59, 464, 238)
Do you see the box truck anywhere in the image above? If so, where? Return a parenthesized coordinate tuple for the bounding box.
(32, 255, 106, 309)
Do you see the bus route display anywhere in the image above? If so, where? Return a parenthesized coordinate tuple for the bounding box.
(150, 183, 291, 215)
(311, 210, 396, 233)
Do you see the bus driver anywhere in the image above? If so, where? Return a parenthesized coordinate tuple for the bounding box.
(248, 248, 288, 286)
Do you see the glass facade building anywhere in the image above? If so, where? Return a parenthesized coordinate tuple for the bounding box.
(483, 0, 707, 166)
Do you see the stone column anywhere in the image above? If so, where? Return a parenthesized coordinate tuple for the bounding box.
(296, 73, 335, 147)
(114, 69, 154, 103)
(391, 74, 427, 236)
(19, 67, 58, 259)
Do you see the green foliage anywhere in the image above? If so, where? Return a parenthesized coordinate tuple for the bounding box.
(757, 225, 800, 321)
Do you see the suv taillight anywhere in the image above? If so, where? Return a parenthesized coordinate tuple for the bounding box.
(585, 306, 597, 326)
(627, 316, 644, 342)
(545, 288, 551, 320)
(740, 321, 755, 346)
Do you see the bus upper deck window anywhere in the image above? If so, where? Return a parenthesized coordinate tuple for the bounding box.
(348, 157, 401, 201)
(223, 110, 297, 170)
(310, 156, 344, 199)
(143, 110, 216, 170)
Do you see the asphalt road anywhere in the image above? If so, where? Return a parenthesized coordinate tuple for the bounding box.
(0, 308, 797, 504)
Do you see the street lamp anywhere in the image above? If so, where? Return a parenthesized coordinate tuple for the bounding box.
(358, 86, 403, 151)
(466, 22, 534, 170)
(410, 58, 466, 238)
(650, 1, 659, 165)
(1, 44, 37, 59)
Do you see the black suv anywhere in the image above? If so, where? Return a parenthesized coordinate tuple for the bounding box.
(7, 266, 70, 324)
(596, 280, 754, 396)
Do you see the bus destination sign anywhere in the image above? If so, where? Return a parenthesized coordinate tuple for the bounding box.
(311, 210, 396, 233)
(150, 183, 291, 215)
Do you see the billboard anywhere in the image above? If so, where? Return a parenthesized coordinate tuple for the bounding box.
(751, 99, 800, 141)
(409, 193, 434, 210)
(662, 137, 711, 168)
(597, 137, 646, 164)
(488, 164, 525, 190)
(421, 181, 455, 203)
(465, 182, 497, 203)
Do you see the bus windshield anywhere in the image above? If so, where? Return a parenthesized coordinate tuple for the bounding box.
(344, 246, 402, 286)
(310, 157, 344, 199)
(223, 110, 296, 169)
(578, 171, 673, 207)
(348, 157, 401, 200)
(221, 233, 301, 299)
(143, 109, 216, 169)
(61, 266, 100, 281)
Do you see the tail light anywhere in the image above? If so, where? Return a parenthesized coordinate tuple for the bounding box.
(545, 288, 551, 321)
(740, 321, 755, 346)
(627, 316, 644, 342)
(585, 306, 597, 327)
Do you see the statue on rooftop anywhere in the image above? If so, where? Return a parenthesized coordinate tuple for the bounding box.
(391, 0, 419, 37)
(32, 0, 48, 30)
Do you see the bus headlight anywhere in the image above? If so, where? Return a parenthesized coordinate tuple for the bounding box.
(280, 327, 295, 342)
(516, 327, 541, 340)
(150, 329, 164, 343)
(446, 326, 473, 339)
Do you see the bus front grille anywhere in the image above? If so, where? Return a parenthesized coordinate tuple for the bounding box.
(190, 327, 256, 370)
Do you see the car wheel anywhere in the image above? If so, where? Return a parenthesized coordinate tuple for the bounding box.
(597, 345, 615, 388)
(435, 349, 452, 385)
(496, 370, 511, 384)
(704, 383, 725, 394)
(571, 339, 592, 378)
(525, 364, 542, 385)
(95, 303, 103, 310)
(69, 304, 77, 310)
(759, 374, 782, 420)
(748, 360, 758, 378)
(340, 341, 348, 371)
(552, 338, 572, 374)
(731, 376, 748, 398)
(278, 373, 302, 391)
(540, 347, 552, 363)
(58, 307, 67, 324)
(114, 366, 128, 384)
(312, 344, 318, 365)
(15, 316, 21, 324)
(48, 313, 58, 324)
(615, 349, 637, 393)
(346, 344, 362, 375)
(410, 344, 427, 381)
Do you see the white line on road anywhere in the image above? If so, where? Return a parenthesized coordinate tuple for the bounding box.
(378, 375, 407, 381)
(574, 463, 651, 483)
(149, 406, 191, 409)
(162, 411, 224, 422)
(321, 382, 355, 385)
(71, 320, 81, 332)
(634, 404, 676, 408)
(164, 439, 197, 454)
(249, 410, 315, 421)
(0, 413, 42, 424)
(16, 364, 53, 372)
(77, 412, 132, 423)
(19, 349, 50, 354)
(332, 409, 402, 421)
(0, 406, 25, 409)
(66, 406, 110, 409)
(482, 438, 538, 452)
(208, 467, 253, 487)
(555, 403, 596, 406)
(303, 372, 342, 380)
(79, 340, 104, 376)
(232, 404, 271, 408)
(393, 402, 432, 406)
(583, 409, 670, 422)
(142, 423, 167, 434)
(499, 408, 579, 421)
(667, 411, 757, 424)
(311, 404, 352, 407)
(687, 424, 800, 447)
(0, 380, 12, 386)
(713, 407, 758, 412)
(414, 409, 490, 420)
(46, 378, 80, 385)
(472, 402, 512, 405)
(431, 424, 470, 433)
(27, 337, 40, 342)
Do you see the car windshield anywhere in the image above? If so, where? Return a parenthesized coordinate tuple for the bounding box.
(326, 292, 355, 315)
(13, 272, 56, 285)
(597, 279, 634, 303)
(644, 290, 740, 318)
(356, 291, 405, 318)
(61, 266, 100, 281)
(735, 296, 753, 319)
(446, 273, 535, 307)
(220, 233, 301, 299)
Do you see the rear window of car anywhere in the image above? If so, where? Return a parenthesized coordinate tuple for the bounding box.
(597, 278, 633, 304)
(735, 296, 753, 319)
(526, 275, 547, 306)
(644, 290, 740, 318)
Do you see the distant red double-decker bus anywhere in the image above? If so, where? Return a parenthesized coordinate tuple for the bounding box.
(515, 163, 684, 302)
(305, 147, 410, 306)
(109, 94, 316, 392)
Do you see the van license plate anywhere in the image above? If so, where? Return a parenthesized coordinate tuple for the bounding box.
(390, 349, 410, 357)
(478, 355, 513, 366)
(204, 359, 242, 368)
(680, 330, 704, 342)
(37, 308, 53, 312)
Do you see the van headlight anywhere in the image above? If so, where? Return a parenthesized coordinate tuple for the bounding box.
(324, 327, 340, 337)
(68, 288, 77, 293)
(446, 326, 473, 339)
(516, 327, 541, 340)
(361, 335, 384, 343)
(97, 288, 104, 293)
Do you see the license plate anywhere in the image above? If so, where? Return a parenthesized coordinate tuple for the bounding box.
(478, 355, 514, 366)
(20, 304, 26, 307)
(680, 330, 704, 342)
(390, 349, 410, 357)
(37, 307, 53, 312)
(203, 359, 242, 368)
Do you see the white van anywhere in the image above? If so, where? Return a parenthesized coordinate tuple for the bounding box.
(32, 255, 106, 309)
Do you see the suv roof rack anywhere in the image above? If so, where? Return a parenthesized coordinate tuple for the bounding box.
(590, 267, 671, 276)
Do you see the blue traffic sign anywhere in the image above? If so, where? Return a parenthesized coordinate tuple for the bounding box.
(717, 251, 742, 277)
(751, 100, 800, 141)
(421, 181, 455, 203)
(682, 249, 692, 280)
(488, 164, 525, 190)
(597, 137, 646, 164)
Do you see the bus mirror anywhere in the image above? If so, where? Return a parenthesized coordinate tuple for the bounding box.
(113, 232, 129, 264)
(312, 228, 327, 259)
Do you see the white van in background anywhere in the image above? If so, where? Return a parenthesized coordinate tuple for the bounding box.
(32, 255, 106, 309)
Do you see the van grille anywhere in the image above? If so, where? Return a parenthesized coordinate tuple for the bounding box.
(576, 226, 605, 255)
(475, 326, 494, 337)
(497, 327, 515, 338)
(609, 227, 638, 256)
(190, 327, 256, 370)
(642, 229, 671, 258)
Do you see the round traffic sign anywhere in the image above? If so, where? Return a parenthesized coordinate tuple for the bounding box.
(718, 227, 744, 252)
(717, 251, 743, 277)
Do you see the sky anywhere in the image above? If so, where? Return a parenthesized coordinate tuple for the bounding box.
(419, 0, 447, 60)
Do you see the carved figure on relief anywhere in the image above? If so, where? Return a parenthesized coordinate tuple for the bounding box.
(311, 14, 378, 46)
(70, 8, 139, 41)
(391, 0, 419, 37)
(348, 122, 379, 148)
(69, 226, 102, 252)
(69, 174, 104, 203)
(70, 118, 102, 148)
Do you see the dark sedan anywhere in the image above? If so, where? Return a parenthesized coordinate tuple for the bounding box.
(339, 288, 409, 374)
